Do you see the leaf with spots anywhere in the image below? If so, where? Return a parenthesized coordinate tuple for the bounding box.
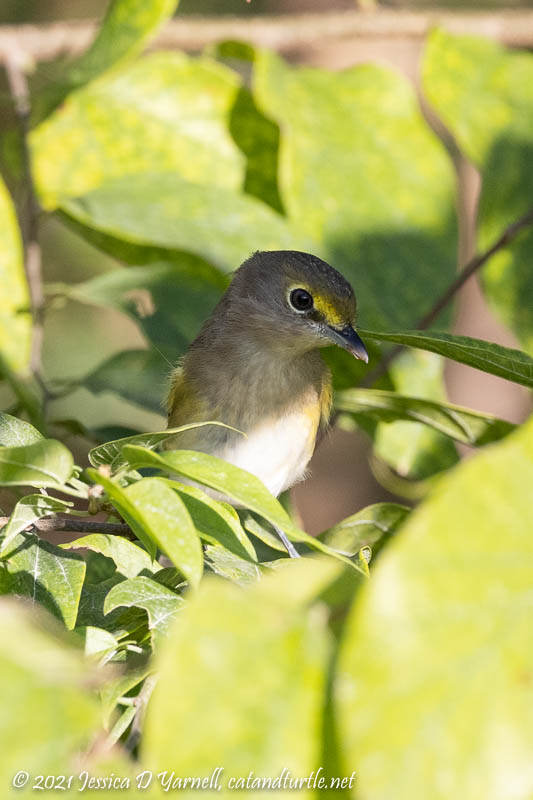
(32, 52, 245, 208)
(253, 50, 457, 332)
(336, 408, 533, 800)
(120, 445, 366, 572)
(0, 533, 86, 629)
(87, 471, 203, 588)
(104, 576, 184, 640)
(0, 412, 43, 447)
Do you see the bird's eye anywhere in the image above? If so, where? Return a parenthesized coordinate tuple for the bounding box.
(290, 288, 313, 311)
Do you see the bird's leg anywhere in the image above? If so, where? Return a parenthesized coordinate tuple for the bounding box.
(273, 525, 301, 559)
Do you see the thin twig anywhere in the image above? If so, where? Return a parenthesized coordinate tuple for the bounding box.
(124, 674, 158, 756)
(0, 515, 134, 538)
(1, 9, 533, 67)
(4, 53, 46, 387)
(359, 206, 533, 387)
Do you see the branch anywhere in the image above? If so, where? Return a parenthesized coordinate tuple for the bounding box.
(0, 515, 134, 538)
(3, 52, 45, 385)
(1, 9, 533, 65)
(359, 206, 533, 387)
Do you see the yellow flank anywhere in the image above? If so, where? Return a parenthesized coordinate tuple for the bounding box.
(319, 378, 333, 428)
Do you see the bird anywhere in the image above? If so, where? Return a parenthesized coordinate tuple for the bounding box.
(165, 250, 368, 557)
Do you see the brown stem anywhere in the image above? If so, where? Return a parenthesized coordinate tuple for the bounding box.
(0, 515, 134, 538)
(4, 54, 45, 384)
(359, 206, 533, 387)
(1, 9, 533, 67)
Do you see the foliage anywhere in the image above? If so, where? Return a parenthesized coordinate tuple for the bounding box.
(0, 3, 532, 797)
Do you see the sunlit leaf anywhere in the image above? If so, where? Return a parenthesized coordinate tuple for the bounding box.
(88, 421, 236, 469)
(361, 329, 533, 388)
(104, 576, 184, 639)
(0, 494, 72, 554)
(336, 414, 533, 800)
(204, 545, 260, 585)
(0, 177, 31, 372)
(61, 534, 154, 579)
(62, 172, 307, 273)
(120, 445, 365, 571)
(0, 439, 74, 488)
(336, 388, 515, 446)
(87, 471, 203, 588)
(0, 412, 43, 447)
(143, 565, 332, 783)
(0, 533, 86, 629)
(32, 51, 244, 207)
(0, 600, 99, 783)
(253, 49, 457, 332)
(69, 0, 179, 84)
(174, 483, 257, 563)
(318, 503, 410, 559)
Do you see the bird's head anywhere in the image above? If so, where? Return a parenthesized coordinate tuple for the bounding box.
(223, 250, 368, 362)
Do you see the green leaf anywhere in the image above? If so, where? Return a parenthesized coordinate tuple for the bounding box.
(122, 477, 203, 589)
(369, 350, 459, 481)
(61, 534, 154, 579)
(0, 439, 74, 488)
(0, 176, 31, 372)
(59, 259, 225, 362)
(31, 49, 246, 208)
(205, 545, 261, 585)
(423, 30, 533, 353)
(361, 329, 533, 388)
(0, 412, 43, 447)
(336, 413, 533, 800)
(335, 388, 515, 447)
(68, 0, 179, 85)
(318, 503, 410, 559)
(87, 471, 203, 588)
(62, 172, 307, 273)
(228, 85, 284, 213)
(100, 660, 151, 728)
(0, 600, 99, 783)
(88, 421, 236, 469)
(104, 575, 184, 639)
(143, 567, 331, 781)
(76, 575, 131, 631)
(83, 348, 167, 413)
(0, 494, 73, 554)
(120, 445, 364, 571)
(253, 49, 457, 332)
(75, 625, 119, 661)
(0, 533, 86, 629)
(173, 483, 257, 562)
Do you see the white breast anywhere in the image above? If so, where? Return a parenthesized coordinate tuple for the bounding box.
(216, 407, 319, 497)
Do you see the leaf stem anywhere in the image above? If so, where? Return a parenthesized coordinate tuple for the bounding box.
(4, 52, 52, 421)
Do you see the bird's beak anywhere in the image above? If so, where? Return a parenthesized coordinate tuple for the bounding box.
(325, 325, 369, 363)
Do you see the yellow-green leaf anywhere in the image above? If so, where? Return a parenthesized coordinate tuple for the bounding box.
(0, 177, 30, 372)
(336, 413, 533, 799)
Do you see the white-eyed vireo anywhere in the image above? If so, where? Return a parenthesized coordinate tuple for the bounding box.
(166, 250, 368, 557)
